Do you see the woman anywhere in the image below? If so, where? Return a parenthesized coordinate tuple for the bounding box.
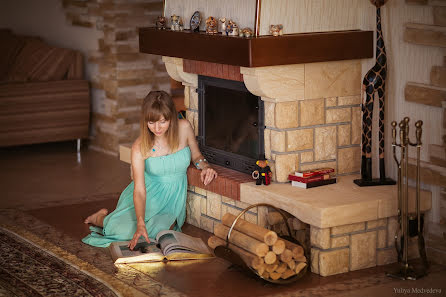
(83, 91, 217, 249)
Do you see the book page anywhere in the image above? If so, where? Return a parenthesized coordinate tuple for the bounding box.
(110, 238, 164, 264)
(156, 230, 212, 258)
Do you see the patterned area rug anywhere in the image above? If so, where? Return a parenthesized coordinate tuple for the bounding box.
(0, 209, 185, 297)
(0, 226, 123, 297)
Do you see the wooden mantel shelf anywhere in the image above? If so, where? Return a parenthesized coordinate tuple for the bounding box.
(139, 27, 373, 67)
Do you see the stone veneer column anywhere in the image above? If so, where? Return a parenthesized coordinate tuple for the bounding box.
(61, 0, 170, 155)
(241, 60, 362, 182)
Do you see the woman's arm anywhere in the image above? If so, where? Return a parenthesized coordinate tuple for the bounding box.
(184, 120, 218, 185)
(128, 137, 150, 250)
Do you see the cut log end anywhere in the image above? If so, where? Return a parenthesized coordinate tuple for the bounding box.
(264, 251, 277, 264)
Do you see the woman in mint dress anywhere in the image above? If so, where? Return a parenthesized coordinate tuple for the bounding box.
(83, 91, 217, 249)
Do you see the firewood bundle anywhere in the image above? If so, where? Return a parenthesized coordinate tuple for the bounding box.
(208, 213, 307, 281)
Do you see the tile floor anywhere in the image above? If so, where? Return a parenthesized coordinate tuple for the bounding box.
(1, 141, 445, 297)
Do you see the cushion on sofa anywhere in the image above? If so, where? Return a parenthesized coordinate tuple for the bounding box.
(7, 37, 77, 82)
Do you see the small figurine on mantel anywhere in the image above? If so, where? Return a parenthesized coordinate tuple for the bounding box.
(205, 16, 218, 34)
(239, 27, 253, 38)
(190, 11, 201, 32)
(170, 14, 183, 31)
(269, 24, 283, 36)
(155, 16, 166, 30)
(226, 20, 239, 36)
(252, 154, 272, 186)
(219, 17, 227, 33)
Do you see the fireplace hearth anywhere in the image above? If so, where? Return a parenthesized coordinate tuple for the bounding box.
(197, 76, 264, 175)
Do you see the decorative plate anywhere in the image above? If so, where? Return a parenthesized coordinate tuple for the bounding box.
(190, 11, 201, 32)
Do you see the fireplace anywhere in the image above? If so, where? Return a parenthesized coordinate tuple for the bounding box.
(197, 76, 264, 175)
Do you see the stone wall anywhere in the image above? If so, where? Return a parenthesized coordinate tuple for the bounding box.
(264, 96, 361, 182)
(310, 217, 421, 276)
(61, 0, 171, 155)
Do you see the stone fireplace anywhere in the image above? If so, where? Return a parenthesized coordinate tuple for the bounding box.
(154, 56, 431, 276)
(131, 0, 433, 277)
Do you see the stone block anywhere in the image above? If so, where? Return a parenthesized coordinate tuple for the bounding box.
(235, 200, 251, 211)
(350, 232, 377, 271)
(275, 101, 299, 129)
(184, 85, 190, 109)
(311, 248, 320, 274)
(377, 229, 387, 249)
(367, 218, 387, 229)
(195, 187, 207, 196)
(310, 226, 331, 249)
(319, 248, 349, 276)
(351, 107, 361, 145)
(286, 129, 313, 151)
(331, 222, 365, 235)
(264, 101, 275, 127)
(223, 204, 244, 218)
(241, 64, 305, 101)
(201, 196, 207, 215)
(387, 216, 398, 247)
(271, 130, 286, 152)
(338, 124, 351, 146)
(222, 196, 235, 206)
(258, 206, 269, 229)
(190, 89, 198, 110)
(331, 235, 349, 248)
(207, 192, 222, 220)
(186, 192, 201, 227)
(326, 97, 337, 107)
(338, 146, 361, 174)
(275, 154, 297, 182)
(314, 126, 337, 161)
(377, 248, 398, 266)
(200, 216, 215, 233)
(116, 69, 155, 80)
(300, 99, 325, 126)
(326, 108, 351, 124)
(338, 95, 361, 106)
(300, 161, 337, 172)
(245, 212, 258, 225)
(264, 129, 272, 159)
(304, 60, 361, 100)
(300, 151, 314, 163)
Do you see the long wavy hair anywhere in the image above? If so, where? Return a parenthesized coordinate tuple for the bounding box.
(140, 91, 179, 157)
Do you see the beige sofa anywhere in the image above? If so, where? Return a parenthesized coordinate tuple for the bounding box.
(0, 29, 90, 147)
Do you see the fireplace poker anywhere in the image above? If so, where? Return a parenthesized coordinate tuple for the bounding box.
(386, 117, 428, 280)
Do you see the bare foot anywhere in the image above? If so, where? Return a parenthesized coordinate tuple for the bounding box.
(84, 208, 108, 226)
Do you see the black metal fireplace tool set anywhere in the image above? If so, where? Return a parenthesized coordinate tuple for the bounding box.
(386, 117, 429, 280)
(213, 203, 308, 284)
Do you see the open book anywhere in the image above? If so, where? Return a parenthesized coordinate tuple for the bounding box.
(109, 230, 214, 264)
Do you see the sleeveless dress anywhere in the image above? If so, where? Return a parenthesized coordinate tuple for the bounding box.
(82, 146, 191, 248)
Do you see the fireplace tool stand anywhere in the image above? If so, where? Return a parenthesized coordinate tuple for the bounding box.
(386, 117, 428, 280)
(213, 203, 308, 284)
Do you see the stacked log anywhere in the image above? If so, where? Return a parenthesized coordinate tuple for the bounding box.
(208, 213, 307, 281)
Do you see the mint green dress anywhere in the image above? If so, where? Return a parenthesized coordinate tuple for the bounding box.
(82, 146, 191, 248)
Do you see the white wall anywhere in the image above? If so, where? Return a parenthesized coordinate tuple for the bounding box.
(0, 0, 102, 80)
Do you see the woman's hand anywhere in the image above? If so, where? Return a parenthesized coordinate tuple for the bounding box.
(128, 223, 150, 250)
(201, 167, 218, 186)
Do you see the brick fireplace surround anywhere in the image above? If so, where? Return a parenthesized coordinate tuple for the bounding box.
(121, 56, 432, 277)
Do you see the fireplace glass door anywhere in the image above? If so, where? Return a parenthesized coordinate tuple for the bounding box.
(198, 76, 264, 174)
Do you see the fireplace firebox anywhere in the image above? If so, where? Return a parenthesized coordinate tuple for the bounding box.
(197, 76, 264, 175)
